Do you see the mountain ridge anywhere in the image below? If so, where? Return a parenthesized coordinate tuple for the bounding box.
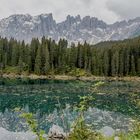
(0, 13, 140, 44)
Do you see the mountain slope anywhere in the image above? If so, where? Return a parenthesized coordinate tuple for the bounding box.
(0, 14, 140, 43)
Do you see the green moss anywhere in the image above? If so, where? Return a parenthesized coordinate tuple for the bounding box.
(4, 66, 19, 74)
(68, 68, 91, 77)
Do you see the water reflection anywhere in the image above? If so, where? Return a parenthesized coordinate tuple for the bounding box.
(0, 78, 139, 135)
(0, 105, 133, 133)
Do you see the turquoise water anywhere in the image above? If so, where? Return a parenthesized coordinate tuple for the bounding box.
(0, 78, 140, 133)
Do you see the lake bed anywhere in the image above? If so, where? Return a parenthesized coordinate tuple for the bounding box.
(0, 78, 140, 139)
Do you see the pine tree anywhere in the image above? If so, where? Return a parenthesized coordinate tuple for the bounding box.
(137, 58, 140, 76)
(103, 51, 109, 76)
(41, 42, 50, 74)
(77, 43, 84, 69)
(11, 44, 19, 66)
(35, 46, 42, 75)
(18, 56, 23, 74)
(48, 39, 55, 70)
(69, 43, 77, 68)
(130, 55, 136, 75)
(30, 38, 39, 72)
(111, 51, 119, 76)
(124, 49, 130, 76)
(119, 51, 124, 76)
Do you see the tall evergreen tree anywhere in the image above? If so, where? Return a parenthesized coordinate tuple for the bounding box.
(130, 55, 136, 75)
(35, 46, 42, 75)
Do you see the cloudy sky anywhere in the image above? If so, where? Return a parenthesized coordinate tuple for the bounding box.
(0, 0, 139, 23)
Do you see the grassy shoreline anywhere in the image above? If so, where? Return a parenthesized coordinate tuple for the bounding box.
(1, 73, 140, 82)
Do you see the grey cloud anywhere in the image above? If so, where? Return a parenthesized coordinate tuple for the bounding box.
(107, 0, 140, 20)
(0, 0, 139, 24)
(80, 0, 93, 6)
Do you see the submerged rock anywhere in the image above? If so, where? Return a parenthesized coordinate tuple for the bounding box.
(114, 136, 120, 140)
(100, 126, 115, 137)
(48, 125, 66, 140)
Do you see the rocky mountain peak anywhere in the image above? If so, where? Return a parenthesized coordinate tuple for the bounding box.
(0, 14, 140, 44)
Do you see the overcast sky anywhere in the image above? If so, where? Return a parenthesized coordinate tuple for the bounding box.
(0, 0, 139, 23)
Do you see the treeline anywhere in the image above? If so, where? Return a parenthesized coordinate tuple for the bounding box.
(0, 36, 140, 76)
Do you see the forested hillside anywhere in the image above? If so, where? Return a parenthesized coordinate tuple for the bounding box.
(0, 36, 140, 76)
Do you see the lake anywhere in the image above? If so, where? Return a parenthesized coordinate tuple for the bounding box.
(0, 78, 140, 137)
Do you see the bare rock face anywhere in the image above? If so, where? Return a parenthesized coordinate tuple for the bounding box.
(0, 14, 140, 44)
(48, 125, 66, 140)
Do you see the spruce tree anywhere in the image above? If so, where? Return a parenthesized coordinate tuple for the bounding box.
(137, 58, 140, 76)
(18, 56, 23, 74)
(35, 46, 42, 75)
(103, 51, 109, 76)
(130, 55, 136, 76)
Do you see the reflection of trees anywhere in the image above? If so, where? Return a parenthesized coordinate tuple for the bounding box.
(92, 92, 140, 118)
(0, 79, 139, 119)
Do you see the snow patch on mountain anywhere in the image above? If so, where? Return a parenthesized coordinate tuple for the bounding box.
(0, 14, 140, 44)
